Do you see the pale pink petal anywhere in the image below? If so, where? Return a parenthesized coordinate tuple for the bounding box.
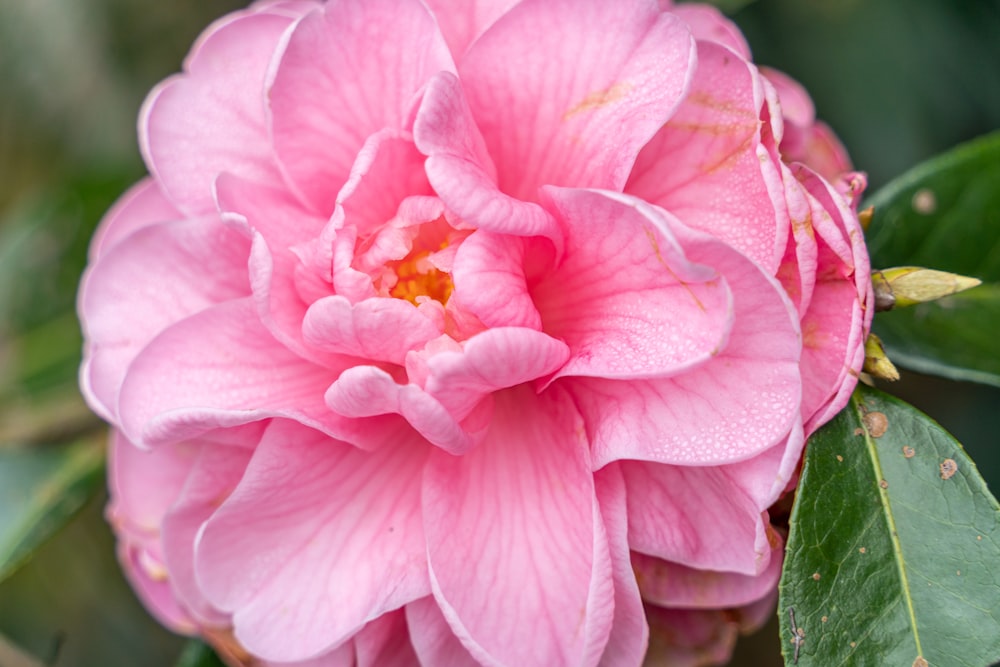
(79, 218, 251, 420)
(140, 9, 304, 215)
(268, 0, 454, 213)
(405, 598, 481, 667)
(355, 610, 420, 667)
(627, 40, 788, 272)
(303, 295, 443, 366)
(424, 327, 570, 419)
(89, 178, 181, 261)
(117, 540, 199, 635)
(774, 171, 820, 317)
(671, 4, 751, 59)
(117, 299, 340, 447)
(450, 230, 549, 329)
(414, 72, 561, 242)
(260, 643, 355, 667)
(534, 189, 732, 381)
(424, 386, 614, 667)
(457, 0, 695, 197)
(162, 444, 254, 626)
(422, 0, 519, 56)
(568, 224, 801, 467)
(632, 534, 783, 609)
(196, 420, 431, 662)
(325, 365, 475, 455)
(593, 465, 650, 667)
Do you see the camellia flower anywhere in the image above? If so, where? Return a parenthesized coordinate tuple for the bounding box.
(78, 0, 872, 665)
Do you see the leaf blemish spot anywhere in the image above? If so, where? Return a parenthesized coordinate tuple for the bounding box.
(859, 547, 867, 554)
(913, 657, 929, 667)
(812, 572, 821, 581)
(940, 458, 958, 479)
(854, 427, 864, 436)
(862, 411, 888, 437)
(912, 188, 937, 214)
(837, 455, 844, 462)
(902, 445, 915, 458)
(850, 641, 857, 648)
(821, 615, 828, 623)
(880, 479, 889, 489)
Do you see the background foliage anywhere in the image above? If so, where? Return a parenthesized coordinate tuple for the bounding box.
(0, 0, 997, 664)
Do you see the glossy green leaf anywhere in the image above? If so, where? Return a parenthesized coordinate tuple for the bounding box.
(865, 130, 1000, 386)
(0, 435, 105, 583)
(174, 641, 226, 667)
(778, 384, 1000, 666)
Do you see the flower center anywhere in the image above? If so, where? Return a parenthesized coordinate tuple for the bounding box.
(389, 247, 453, 305)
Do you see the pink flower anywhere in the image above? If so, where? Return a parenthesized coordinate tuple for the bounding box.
(79, 1, 872, 665)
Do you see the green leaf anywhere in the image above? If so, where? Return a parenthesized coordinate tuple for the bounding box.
(778, 384, 1000, 666)
(0, 435, 105, 583)
(865, 130, 1000, 386)
(174, 641, 226, 667)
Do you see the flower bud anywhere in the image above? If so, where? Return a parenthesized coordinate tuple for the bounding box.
(863, 333, 899, 381)
(872, 267, 981, 311)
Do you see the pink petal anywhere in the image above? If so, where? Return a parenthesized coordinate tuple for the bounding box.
(568, 223, 802, 467)
(593, 465, 650, 667)
(303, 296, 443, 366)
(117, 299, 340, 448)
(116, 540, 198, 635)
(534, 189, 731, 381)
(644, 606, 740, 667)
(162, 444, 254, 626)
(140, 8, 304, 215)
(325, 365, 475, 455)
(423, 386, 614, 667)
(424, 327, 570, 420)
(406, 598, 481, 667)
(355, 610, 420, 667)
(196, 420, 431, 662)
(414, 72, 561, 242)
(89, 178, 181, 261)
(261, 643, 355, 667)
(631, 533, 783, 609)
(268, 0, 454, 214)
(457, 0, 695, 198)
(627, 40, 788, 273)
(671, 4, 751, 59)
(79, 218, 251, 420)
(422, 0, 519, 56)
(450, 230, 549, 329)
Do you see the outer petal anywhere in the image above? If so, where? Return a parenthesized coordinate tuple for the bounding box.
(422, 0, 519, 57)
(594, 464, 649, 667)
(406, 598, 481, 667)
(196, 420, 431, 662)
(140, 7, 305, 214)
(79, 218, 251, 420)
(354, 610, 421, 667)
(88, 178, 181, 261)
(268, 0, 455, 213)
(631, 536, 783, 609)
(423, 386, 614, 667)
(534, 189, 731, 381)
(117, 299, 340, 447)
(457, 0, 695, 198)
(627, 40, 788, 273)
(670, 4, 751, 60)
(568, 223, 802, 467)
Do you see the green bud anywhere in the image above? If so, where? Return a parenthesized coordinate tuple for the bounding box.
(871, 267, 981, 311)
(863, 333, 899, 381)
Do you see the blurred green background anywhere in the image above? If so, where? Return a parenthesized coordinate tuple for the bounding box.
(0, 0, 997, 665)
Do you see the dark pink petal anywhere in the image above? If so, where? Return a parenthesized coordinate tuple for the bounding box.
(355, 610, 420, 667)
(162, 444, 254, 626)
(303, 296, 443, 366)
(457, 0, 695, 198)
(406, 598, 480, 667)
(671, 4, 751, 59)
(269, 0, 454, 213)
(141, 8, 305, 215)
(632, 534, 783, 609)
(424, 327, 570, 419)
(415, 72, 562, 242)
(117, 299, 340, 447)
(196, 420, 431, 662)
(627, 40, 788, 273)
(79, 218, 251, 420)
(534, 189, 732, 381)
(89, 178, 181, 261)
(594, 465, 650, 667)
(569, 221, 801, 467)
(644, 606, 740, 667)
(422, 0, 519, 56)
(423, 386, 614, 667)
